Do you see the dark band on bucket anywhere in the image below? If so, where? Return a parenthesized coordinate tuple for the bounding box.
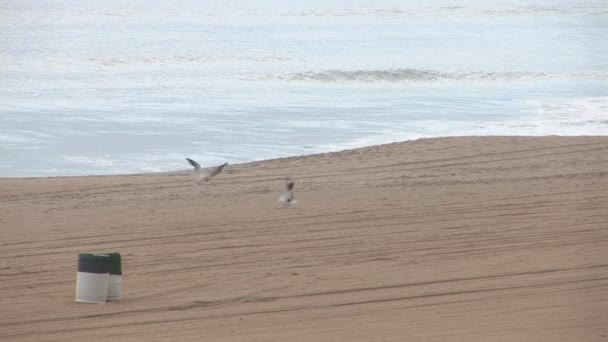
(78, 253, 111, 274)
(106, 252, 122, 275)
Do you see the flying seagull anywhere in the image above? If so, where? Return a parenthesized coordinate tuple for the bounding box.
(185, 158, 228, 184)
(279, 179, 296, 207)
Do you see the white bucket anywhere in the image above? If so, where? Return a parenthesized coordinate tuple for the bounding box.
(105, 252, 122, 301)
(107, 274, 123, 301)
(75, 253, 110, 304)
(75, 271, 109, 303)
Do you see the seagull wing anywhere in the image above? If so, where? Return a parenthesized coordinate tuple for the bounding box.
(186, 158, 202, 171)
(194, 162, 228, 183)
(286, 181, 295, 191)
(207, 162, 228, 177)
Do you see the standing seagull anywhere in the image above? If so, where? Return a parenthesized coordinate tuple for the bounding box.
(279, 179, 296, 208)
(185, 158, 228, 185)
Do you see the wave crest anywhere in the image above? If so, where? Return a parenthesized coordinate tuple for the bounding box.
(280, 6, 608, 18)
(273, 69, 608, 83)
(85, 54, 292, 67)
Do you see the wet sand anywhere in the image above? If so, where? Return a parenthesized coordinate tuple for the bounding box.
(1, 136, 607, 341)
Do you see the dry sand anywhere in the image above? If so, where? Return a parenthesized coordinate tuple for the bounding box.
(1, 136, 607, 341)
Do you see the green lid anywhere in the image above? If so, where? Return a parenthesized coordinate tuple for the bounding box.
(78, 253, 110, 274)
(105, 252, 122, 275)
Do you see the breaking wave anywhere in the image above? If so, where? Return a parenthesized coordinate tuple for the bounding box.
(271, 69, 608, 83)
(85, 54, 292, 67)
(278, 6, 608, 19)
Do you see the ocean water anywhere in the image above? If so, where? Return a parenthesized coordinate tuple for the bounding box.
(1, 0, 607, 177)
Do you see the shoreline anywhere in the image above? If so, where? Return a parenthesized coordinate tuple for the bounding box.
(1, 136, 607, 341)
(2, 134, 606, 180)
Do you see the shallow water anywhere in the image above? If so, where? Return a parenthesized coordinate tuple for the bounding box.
(1, 0, 607, 177)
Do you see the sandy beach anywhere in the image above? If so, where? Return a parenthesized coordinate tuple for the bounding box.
(1, 136, 607, 341)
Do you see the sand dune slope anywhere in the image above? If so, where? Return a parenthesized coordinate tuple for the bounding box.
(1, 136, 607, 341)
